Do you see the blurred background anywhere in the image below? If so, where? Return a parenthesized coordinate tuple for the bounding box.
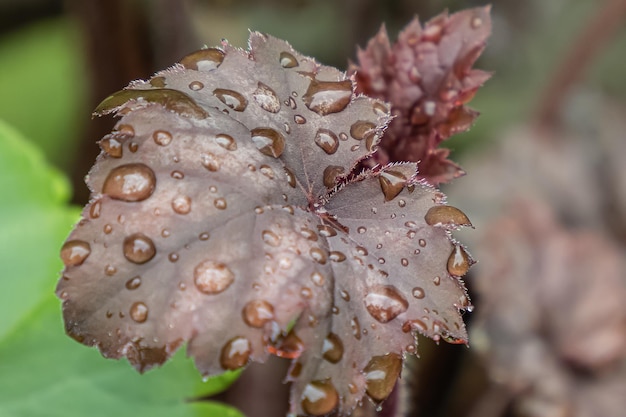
(0, 0, 624, 416)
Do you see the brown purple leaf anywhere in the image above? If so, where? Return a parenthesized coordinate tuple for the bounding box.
(57, 32, 473, 416)
(349, 7, 491, 185)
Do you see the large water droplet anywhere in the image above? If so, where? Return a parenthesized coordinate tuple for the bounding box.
(364, 285, 409, 323)
(194, 260, 234, 294)
(61, 240, 91, 267)
(323, 165, 345, 188)
(130, 301, 148, 323)
(322, 333, 344, 363)
(350, 120, 376, 141)
(447, 245, 471, 277)
(103, 163, 156, 202)
(172, 195, 192, 214)
(220, 336, 251, 370)
(314, 128, 339, 154)
(201, 152, 220, 171)
(379, 170, 407, 201)
(303, 79, 352, 116)
(213, 88, 248, 111)
(425, 205, 472, 228)
(180, 48, 225, 71)
(364, 353, 402, 401)
(279, 51, 299, 68)
(152, 130, 173, 146)
(251, 128, 285, 158)
(242, 300, 275, 328)
(215, 133, 237, 150)
(123, 233, 156, 264)
(253, 82, 280, 113)
(262, 230, 281, 247)
(301, 380, 339, 416)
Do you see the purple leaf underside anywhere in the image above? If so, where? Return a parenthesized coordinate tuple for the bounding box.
(57, 32, 473, 416)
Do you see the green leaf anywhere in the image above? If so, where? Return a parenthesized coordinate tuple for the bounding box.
(0, 18, 87, 170)
(0, 120, 243, 417)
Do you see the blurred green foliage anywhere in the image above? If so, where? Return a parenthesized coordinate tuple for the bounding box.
(0, 17, 87, 171)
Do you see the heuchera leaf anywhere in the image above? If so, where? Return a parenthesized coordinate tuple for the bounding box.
(349, 7, 492, 185)
(57, 31, 474, 416)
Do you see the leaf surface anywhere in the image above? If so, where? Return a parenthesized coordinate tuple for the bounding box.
(58, 32, 473, 416)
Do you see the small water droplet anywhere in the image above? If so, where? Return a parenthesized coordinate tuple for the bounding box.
(301, 286, 313, 299)
(123, 233, 156, 264)
(357, 226, 367, 234)
(152, 130, 173, 146)
(294, 114, 306, 124)
(130, 301, 148, 323)
(323, 165, 345, 188)
(161, 228, 170, 238)
(254, 206, 264, 214)
(253, 82, 281, 113)
(214, 198, 227, 210)
(356, 246, 368, 256)
(329, 251, 346, 262)
(419, 239, 427, 247)
(262, 230, 281, 247)
(220, 336, 251, 370)
(194, 260, 235, 294)
(168, 252, 179, 262)
(398, 199, 406, 208)
(126, 276, 141, 290)
(379, 170, 407, 201)
(309, 248, 327, 264)
(180, 48, 225, 71)
(314, 128, 339, 154)
(364, 354, 402, 401)
(103, 224, 113, 234)
(215, 133, 237, 150)
(201, 152, 220, 171)
(322, 333, 344, 363)
(402, 319, 428, 334)
(104, 264, 117, 276)
(377, 257, 386, 264)
(316, 224, 337, 237)
(364, 285, 408, 323)
(242, 300, 274, 328)
(100, 136, 123, 158)
(103, 163, 156, 202)
(150, 76, 166, 87)
(412, 287, 425, 299)
(188, 80, 204, 91)
(172, 195, 192, 214)
(259, 165, 275, 179)
(433, 276, 441, 286)
(351, 317, 361, 340)
(251, 128, 285, 158)
(471, 16, 483, 28)
(303, 79, 352, 116)
(300, 228, 318, 241)
(301, 380, 339, 416)
(61, 240, 91, 266)
(284, 167, 297, 188)
(340, 290, 350, 301)
(311, 271, 325, 286)
(350, 120, 376, 141)
(287, 97, 297, 109)
(422, 23, 443, 42)
(213, 88, 248, 111)
(279, 51, 298, 68)
(171, 170, 184, 180)
(373, 101, 389, 116)
(447, 245, 471, 276)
